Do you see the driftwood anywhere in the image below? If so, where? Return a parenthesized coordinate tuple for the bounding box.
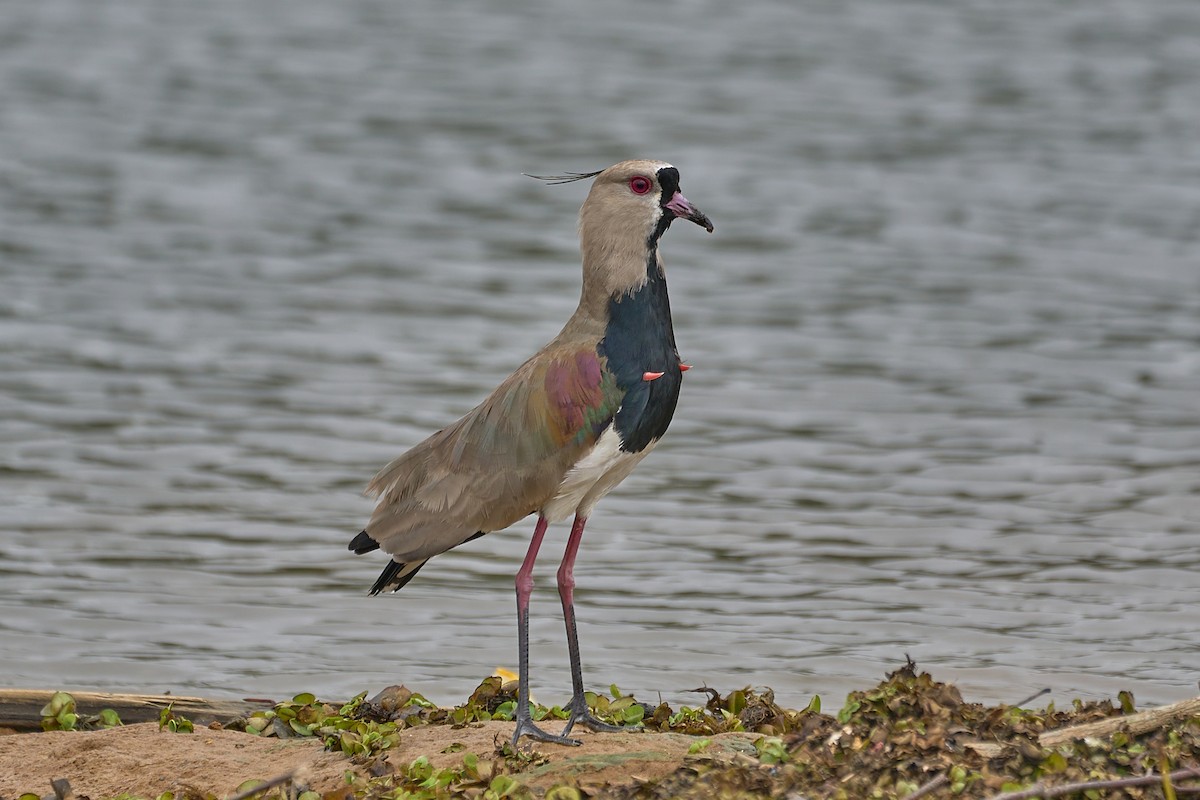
(1038, 695, 1200, 747)
(983, 765, 1200, 800)
(965, 694, 1200, 759)
(0, 689, 274, 732)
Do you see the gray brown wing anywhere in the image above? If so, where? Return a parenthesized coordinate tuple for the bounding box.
(361, 342, 620, 563)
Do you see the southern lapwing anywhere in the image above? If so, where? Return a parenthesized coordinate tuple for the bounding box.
(349, 160, 713, 746)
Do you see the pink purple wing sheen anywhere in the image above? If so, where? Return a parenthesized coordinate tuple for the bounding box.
(543, 351, 621, 448)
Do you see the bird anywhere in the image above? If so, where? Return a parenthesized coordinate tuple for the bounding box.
(348, 159, 713, 746)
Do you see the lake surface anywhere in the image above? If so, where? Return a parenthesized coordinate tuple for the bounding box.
(2, 0, 1199, 713)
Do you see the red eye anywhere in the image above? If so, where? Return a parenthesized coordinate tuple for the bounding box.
(629, 176, 652, 195)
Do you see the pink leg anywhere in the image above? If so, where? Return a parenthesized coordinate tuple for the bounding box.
(555, 514, 586, 614)
(557, 514, 625, 737)
(511, 516, 581, 747)
(515, 515, 549, 617)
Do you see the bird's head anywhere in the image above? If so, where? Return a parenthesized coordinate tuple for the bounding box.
(529, 160, 712, 300)
(579, 160, 713, 241)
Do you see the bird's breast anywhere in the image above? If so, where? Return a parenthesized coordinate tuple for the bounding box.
(597, 259, 682, 454)
(541, 422, 654, 522)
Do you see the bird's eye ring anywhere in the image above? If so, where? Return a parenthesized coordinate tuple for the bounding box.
(629, 176, 652, 195)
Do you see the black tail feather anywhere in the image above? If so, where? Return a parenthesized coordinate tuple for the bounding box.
(348, 529, 380, 554)
(369, 559, 427, 595)
(358, 530, 486, 595)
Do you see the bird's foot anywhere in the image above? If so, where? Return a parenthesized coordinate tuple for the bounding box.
(559, 696, 630, 738)
(511, 714, 581, 748)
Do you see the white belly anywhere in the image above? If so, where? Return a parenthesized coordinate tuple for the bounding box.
(541, 424, 656, 523)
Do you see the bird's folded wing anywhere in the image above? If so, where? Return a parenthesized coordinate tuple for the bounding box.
(363, 344, 622, 554)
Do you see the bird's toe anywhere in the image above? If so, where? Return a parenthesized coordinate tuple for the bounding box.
(511, 717, 582, 748)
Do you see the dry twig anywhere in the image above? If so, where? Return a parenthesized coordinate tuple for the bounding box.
(984, 765, 1200, 800)
(223, 771, 295, 800)
(900, 773, 948, 800)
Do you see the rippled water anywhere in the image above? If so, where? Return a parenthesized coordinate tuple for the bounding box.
(3, 0, 1200, 712)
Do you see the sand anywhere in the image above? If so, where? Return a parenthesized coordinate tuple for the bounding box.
(0, 720, 759, 798)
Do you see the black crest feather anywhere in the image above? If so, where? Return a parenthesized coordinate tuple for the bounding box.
(523, 169, 604, 185)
